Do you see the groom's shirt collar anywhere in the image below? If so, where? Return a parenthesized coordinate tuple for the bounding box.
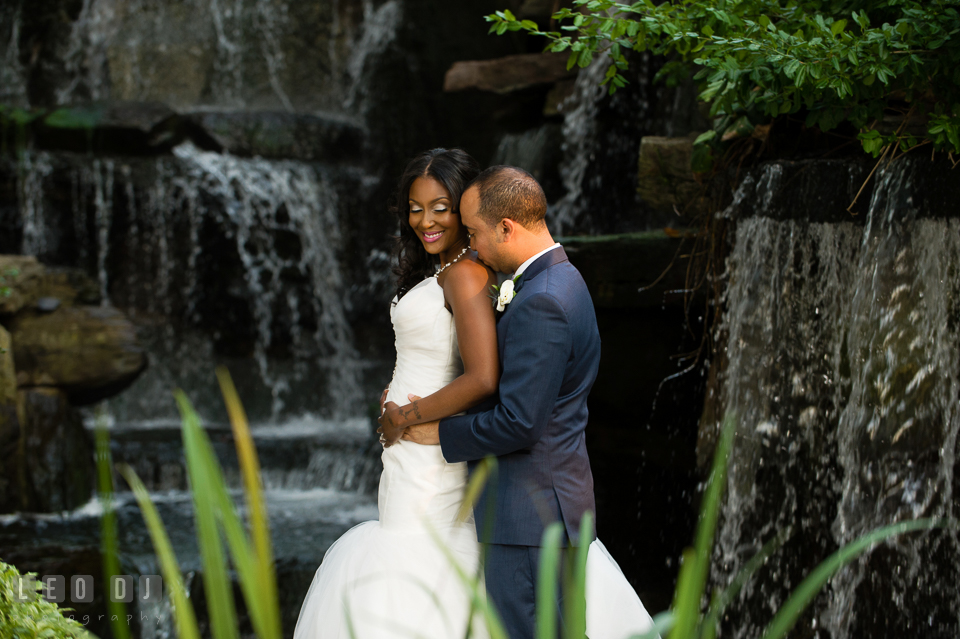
(512, 243, 561, 279)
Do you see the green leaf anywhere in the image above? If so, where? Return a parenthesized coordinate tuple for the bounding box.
(177, 392, 240, 639)
(119, 465, 201, 639)
(521, 20, 538, 30)
(670, 413, 736, 639)
(217, 369, 283, 639)
(577, 47, 594, 68)
(536, 524, 563, 639)
(762, 519, 946, 639)
(694, 130, 717, 145)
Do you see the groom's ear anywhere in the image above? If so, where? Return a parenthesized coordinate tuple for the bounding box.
(500, 217, 519, 241)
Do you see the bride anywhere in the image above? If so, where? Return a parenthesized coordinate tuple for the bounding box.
(293, 148, 655, 639)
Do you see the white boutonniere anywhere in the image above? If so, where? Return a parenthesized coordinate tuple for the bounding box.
(490, 274, 521, 313)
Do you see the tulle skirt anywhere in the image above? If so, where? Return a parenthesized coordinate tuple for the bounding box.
(293, 519, 487, 639)
(293, 520, 657, 639)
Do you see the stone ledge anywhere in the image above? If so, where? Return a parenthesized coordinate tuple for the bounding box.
(562, 230, 702, 309)
(444, 53, 576, 94)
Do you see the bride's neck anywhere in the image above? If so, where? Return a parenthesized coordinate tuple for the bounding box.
(438, 237, 470, 265)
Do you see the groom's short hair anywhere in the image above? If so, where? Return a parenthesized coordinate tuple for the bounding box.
(469, 166, 547, 229)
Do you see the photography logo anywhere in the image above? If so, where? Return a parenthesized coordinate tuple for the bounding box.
(15, 574, 163, 604)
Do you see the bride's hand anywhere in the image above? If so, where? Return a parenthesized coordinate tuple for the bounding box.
(377, 401, 406, 447)
(379, 387, 389, 413)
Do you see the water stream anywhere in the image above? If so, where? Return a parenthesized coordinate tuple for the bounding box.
(715, 157, 960, 637)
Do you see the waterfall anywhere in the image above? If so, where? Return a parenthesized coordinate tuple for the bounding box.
(16, 152, 54, 257)
(715, 156, 960, 637)
(549, 56, 609, 235)
(8, 144, 371, 423)
(0, 4, 28, 108)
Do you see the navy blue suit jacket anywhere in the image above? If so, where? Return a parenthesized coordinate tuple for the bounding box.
(438, 247, 600, 547)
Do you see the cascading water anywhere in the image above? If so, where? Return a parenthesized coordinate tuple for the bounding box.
(713, 156, 960, 637)
(11, 144, 375, 423)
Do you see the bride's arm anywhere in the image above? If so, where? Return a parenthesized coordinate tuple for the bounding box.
(380, 259, 498, 442)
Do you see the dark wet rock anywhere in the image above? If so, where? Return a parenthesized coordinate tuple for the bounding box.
(444, 53, 576, 94)
(562, 230, 695, 309)
(35, 297, 60, 312)
(186, 110, 365, 163)
(564, 231, 705, 613)
(32, 102, 186, 155)
(13, 388, 94, 513)
(517, 0, 566, 18)
(0, 256, 45, 315)
(637, 136, 713, 216)
(0, 256, 101, 315)
(0, 325, 20, 513)
(106, 422, 380, 494)
(722, 155, 960, 223)
(9, 306, 146, 405)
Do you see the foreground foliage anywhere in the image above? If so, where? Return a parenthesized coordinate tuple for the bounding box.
(487, 0, 960, 162)
(101, 387, 944, 638)
(0, 561, 94, 639)
(97, 368, 282, 639)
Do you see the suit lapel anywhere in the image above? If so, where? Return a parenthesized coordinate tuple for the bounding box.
(496, 247, 568, 357)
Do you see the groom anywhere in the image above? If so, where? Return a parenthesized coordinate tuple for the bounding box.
(400, 166, 601, 638)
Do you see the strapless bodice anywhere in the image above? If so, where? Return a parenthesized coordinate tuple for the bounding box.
(380, 276, 468, 531)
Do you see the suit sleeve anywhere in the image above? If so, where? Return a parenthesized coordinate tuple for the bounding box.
(439, 291, 570, 462)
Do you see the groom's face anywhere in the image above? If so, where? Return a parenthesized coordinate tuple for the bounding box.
(460, 187, 508, 273)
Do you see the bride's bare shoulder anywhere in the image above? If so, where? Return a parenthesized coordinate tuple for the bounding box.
(440, 254, 496, 294)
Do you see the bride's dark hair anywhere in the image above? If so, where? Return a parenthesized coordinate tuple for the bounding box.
(392, 148, 481, 300)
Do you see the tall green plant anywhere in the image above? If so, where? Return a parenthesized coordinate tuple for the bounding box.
(95, 411, 132, 639)
(487, 0, 960, 160)
(100, 367, 283, 639)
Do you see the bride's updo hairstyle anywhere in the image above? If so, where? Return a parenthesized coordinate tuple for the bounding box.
(392, 148, 481, 300)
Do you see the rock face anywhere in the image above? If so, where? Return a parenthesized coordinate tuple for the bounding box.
(0, 256, 46, 315)
(0, 256, 144, 513)
(17, 388, 94, 512)
(636, 136, 712, 215)
(10, 306, 146, 405)
(0, 256, 101, 313)
(444, 53, 576, 93)
(187, 110, 365, 162)
(32, 102, 185, 155)
(0, 326, 21, 512)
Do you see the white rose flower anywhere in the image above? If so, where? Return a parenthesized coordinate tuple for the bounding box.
(496, 278, 515, 312)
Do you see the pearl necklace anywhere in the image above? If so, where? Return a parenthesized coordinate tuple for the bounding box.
(435, 246, 469, 276)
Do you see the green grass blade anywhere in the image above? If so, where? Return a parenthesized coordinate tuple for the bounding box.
(761, 517, 945, 639)
(94, 414, 132, 639)
(457, 456, 495, 524)
(562, 512, 592, 639)
(701, 526, 791, 639)
(216, 368, 282, 639)
(118, 464, 200, 639)
(537, 523, 564, 639)
(629, 610, 674, 639)
(176, 392, 239, 639)
(671, 412, 736, 639)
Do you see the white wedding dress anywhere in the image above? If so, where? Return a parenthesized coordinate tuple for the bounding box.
(293, 276, 656, 639)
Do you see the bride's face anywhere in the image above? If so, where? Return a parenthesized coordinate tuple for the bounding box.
(407, 176, 468, 259)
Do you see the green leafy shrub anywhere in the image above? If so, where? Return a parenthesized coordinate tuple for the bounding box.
(0, 561, 94, 639)
(487, 0, 960, 159)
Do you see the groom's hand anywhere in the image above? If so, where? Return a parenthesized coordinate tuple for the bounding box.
(401, 421, 440, 445)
